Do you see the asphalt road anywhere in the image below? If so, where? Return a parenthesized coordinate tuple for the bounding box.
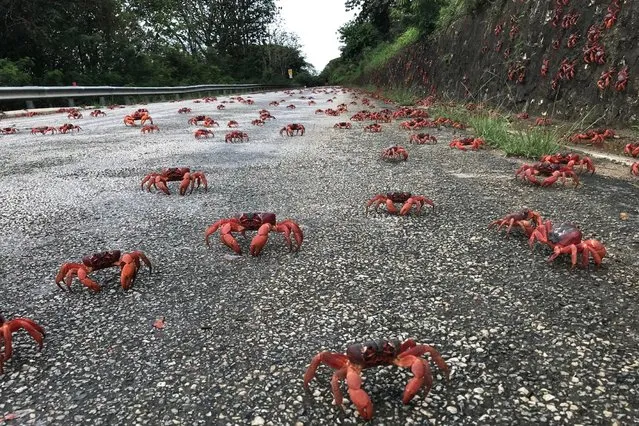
(1, 88, 638, 425)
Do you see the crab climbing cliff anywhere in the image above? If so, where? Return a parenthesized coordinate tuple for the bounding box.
(358, 0, 637, 124)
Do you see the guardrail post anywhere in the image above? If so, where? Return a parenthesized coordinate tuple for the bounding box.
(99, 96, 106, 106)
(67, 98, 75, 107)
(26, 100, 35, 109)
(174, 94, 180, 101)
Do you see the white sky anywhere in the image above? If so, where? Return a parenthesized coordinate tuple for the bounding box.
(276, 0, 359, 72)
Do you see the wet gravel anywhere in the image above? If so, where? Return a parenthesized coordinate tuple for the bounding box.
(1, 88, 639, 425)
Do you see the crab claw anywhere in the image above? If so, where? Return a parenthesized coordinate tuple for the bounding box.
(221, 222, 244, 254)
(249, 223, 272, 256)
(119, 251, 152, 290)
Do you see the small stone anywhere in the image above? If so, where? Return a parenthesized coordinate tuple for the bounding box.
(603, 411, 613, 418)
(546, 404, 557, 412)
(157, 382, 166, 387)
(518, 387, 530, 396)
(473, 388, 484, 394)
(251, 416, 265, 425)
(446, 406, 458, 414)
(542, 394, 555, 401)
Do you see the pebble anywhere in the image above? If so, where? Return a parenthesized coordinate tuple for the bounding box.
(251, 416, 265, 425)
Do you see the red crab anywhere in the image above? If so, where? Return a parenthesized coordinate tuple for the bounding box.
(540, 59, 549, 77)
(124, 110, 152, 126)
(364, 123, 382, 133)
(141, 124, 160, 133)
(280, 123, 305, 136)
(204, 212, 303, 256)
(251, 119, 264, 126)
(225, 131, 249, 143)
(583, 43, 606, 65)
(188, 115, 209, 125)
(227, 120, 239, 128)
(540, 153, 595, 174)
(409, 133, 437, 144)
(603, 0, 621, 29)
(0, 313, 45, 373)
(381, 145, 408, 161)
(56, 250, 152, 292)
(141, 167, 207, 195)
(488, 209, 543, 238)
(449, 137, 485, 151)
(597, 68, 616, 90)
(269, 101, 280, 106)
(333, 122, 352, 129)
(529, 221, 606, 268)
(58, 123, 82, 133)
(632, 162, 639, 176)
(216, 104, 225, 110)
(615, 66, 629, 91)
(303, 339, 449, 420)
(203, 118, 219, 127)
(515, 112, 530, 120)
(557, 59, 576, 81)
(178, 107, 191, 114)
(194, 129, 214, 139)
(286, 104, 296, 109)
(67, 111, 83, 119)
(535, 117, 552, 126)
(515, 162, 579, 187)
(566, 33, 579, 48)
(314, 109, 324, 115)
(31, 126, 57, 135)
(569, 129, 615, 145)
(366, 192, 435, 215)
(1, 127, 18, 135)
(90, 110, 106, 117)
(625, 143, 639, 158)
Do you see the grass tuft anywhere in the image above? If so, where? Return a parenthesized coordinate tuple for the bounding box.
(469, 115, 560, 158)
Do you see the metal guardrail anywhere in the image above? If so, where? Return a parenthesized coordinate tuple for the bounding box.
(0, 83, 286, 101)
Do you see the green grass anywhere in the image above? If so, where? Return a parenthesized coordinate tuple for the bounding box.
(469, 115, 560, 158)
(363, 27, 420, 74)
(364, 85, 420, 105)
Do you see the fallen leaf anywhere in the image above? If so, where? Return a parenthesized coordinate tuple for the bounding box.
(620, 212, 629, 220)
(153, 317, 165, 329)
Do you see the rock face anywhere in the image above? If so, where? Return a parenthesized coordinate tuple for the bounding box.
(360, 0, 637, 124)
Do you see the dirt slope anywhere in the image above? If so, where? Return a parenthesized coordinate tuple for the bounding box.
(361, 0, 638, 123)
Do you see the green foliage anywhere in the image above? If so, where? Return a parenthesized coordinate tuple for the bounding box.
(0, 0, 308, 88)
(339, 21, 383, 61)
(436, 0, 493, 31)
(0, 58, 33, 85)
(364, 27, 419, 72)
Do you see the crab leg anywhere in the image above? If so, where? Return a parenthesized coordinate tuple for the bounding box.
(76, 267, 102, 292)
(303, 351, 349, 386)
(179, 173, 192, 196)
(394, 353, 433, 403)
(2, 319, 45, 361)
(55, 263, 83, 290)
(385, 199, 400, 214)
(152, 176, 171, 195)
(280, 220, 304, 249)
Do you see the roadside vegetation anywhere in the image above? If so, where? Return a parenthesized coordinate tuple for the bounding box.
(0, 0, 318, 90)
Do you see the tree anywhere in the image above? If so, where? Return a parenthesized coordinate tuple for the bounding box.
(345, 0, 396, 38)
